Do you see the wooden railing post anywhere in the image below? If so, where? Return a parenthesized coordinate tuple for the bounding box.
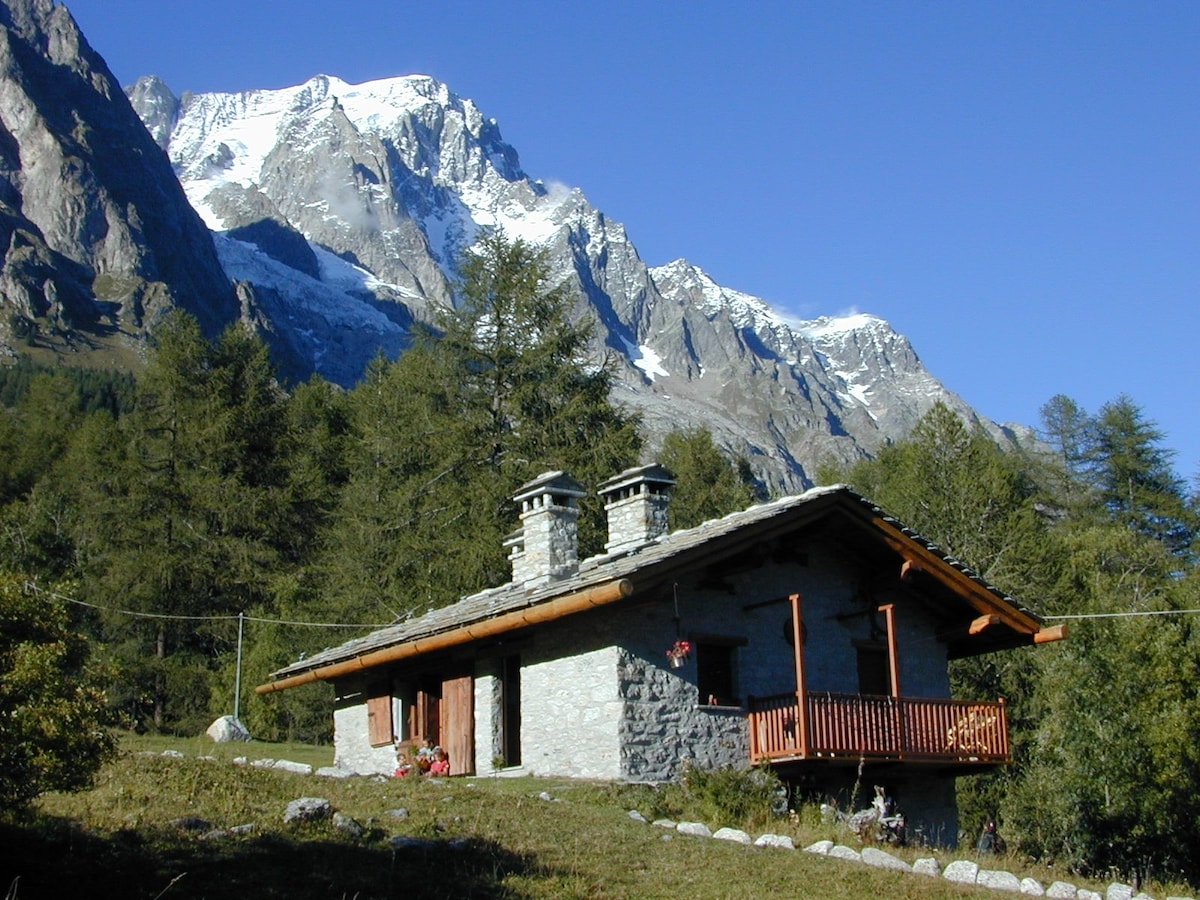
(747, 694, 759, 760)
(790, 593, 809, 758)
(998, 697, 1008, 759)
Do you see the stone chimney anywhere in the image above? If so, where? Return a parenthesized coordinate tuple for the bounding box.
(598, 464, 675, 554)
(508, 471, 586, 588)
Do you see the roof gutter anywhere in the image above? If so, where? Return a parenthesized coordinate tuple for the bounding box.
(255, 577, 635, 695)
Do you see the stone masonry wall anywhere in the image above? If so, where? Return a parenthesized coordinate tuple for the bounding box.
(332, 674, 399, 775)
(473, 661, 503, 775)
(518, 641, 623, 779)
(618, 646, 748, 780)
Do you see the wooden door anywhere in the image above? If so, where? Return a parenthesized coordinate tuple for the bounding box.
(410, 688, 440, 746)
(440, 673, 475, 775)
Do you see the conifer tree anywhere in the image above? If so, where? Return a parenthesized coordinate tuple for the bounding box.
(659, 426, 760, 530)
(318, 233, 641, 620)
(68, 313, 294, 731)
(1092, 395, 1195, 555)
(1037, 393, 1098, 511)
(835, 402, 1050, 590)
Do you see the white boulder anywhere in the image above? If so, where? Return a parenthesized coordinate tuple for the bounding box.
(206, 715, 251, 743)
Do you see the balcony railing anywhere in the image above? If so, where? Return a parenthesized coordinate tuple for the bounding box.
(748, 692, 1009, 765)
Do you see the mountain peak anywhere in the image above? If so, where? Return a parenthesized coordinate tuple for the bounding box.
(798, 312, 889, 340)
(0, 5, 1019, 491)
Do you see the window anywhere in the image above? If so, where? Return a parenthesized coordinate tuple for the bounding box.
(855, 642, 891, 696)
(696, 640, 739, 707)
(407, 679, 441, 746)
(393, 683, 414, 743)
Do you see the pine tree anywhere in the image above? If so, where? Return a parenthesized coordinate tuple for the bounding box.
(659, 426, 760, 530)
(1092, 396, 1194, 555)
(317, 233, 641, 620)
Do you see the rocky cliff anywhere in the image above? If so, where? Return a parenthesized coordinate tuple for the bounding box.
(0, 2, 1002, 489)
(0, 0, 236, 365)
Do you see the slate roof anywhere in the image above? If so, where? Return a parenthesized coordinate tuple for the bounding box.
(267, 485, 1045, 683)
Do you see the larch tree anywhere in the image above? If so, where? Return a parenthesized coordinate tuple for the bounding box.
(68, 314, 294, 732)
(317, 232, 641, 623)
(658, 426, 760, 530)
(1091, 395, 1195, 556)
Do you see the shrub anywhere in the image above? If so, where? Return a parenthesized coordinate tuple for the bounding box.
(0, 573, 116, 806)
(674, 764, 785, 830)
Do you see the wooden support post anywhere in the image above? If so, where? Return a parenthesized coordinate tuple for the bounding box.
(879, 603, 901, 698)
(879, 603, 904, 758)
(789, 593, 809, 758)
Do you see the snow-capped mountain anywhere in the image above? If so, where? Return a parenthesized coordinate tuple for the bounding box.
(0, 0, 997, 493)
(124, 70, 1001, 491)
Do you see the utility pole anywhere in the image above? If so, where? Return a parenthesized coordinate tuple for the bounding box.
(234, 612, 244, 722)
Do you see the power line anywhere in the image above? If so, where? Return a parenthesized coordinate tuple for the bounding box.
(26, 580, 1200, 629)
(1043, 608, 1200, 621)
(22, 582, 392, 629)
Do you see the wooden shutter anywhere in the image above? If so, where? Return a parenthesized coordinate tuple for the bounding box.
(367, 690, 393, 747)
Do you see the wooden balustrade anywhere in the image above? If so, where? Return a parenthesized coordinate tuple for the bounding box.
(748, 692, 1009, 765)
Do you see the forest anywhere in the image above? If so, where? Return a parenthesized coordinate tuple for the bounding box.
(2, 235, 1199, 885)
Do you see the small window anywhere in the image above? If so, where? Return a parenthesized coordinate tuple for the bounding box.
(855, 643, 891, 696)
(697, 642, 738, 707)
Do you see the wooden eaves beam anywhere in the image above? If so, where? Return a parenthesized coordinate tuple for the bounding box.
(866, 514, 1047, 635)
(256, 578, 634, 695)
(935, 614, 1000, 644)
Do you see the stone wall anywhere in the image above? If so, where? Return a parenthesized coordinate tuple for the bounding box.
(473, 661, 503, 775)
(618, 645, 749, 780)
(518, 641, 623, 779)
(331, 675, 399, 775)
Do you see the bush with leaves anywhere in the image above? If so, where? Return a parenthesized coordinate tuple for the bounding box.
(670, 764, 785, 831)
(0, 573, 116, 806)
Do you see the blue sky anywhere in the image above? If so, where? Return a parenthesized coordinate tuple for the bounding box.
(65, 0, 1199, 481)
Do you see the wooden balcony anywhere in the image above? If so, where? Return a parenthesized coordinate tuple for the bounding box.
(748, 692, 1010, 766)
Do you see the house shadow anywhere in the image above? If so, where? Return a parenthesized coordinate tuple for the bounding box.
(1, 815, 545, 899)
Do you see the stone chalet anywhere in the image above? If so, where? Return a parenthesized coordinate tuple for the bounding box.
(258, 466, 1064, 840)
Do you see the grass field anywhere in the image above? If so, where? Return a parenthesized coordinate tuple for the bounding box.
(0, 734, 1153, 899)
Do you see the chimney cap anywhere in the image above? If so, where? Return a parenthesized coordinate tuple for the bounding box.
(513, 470, 586, 505)
(598, 464, 676, 499)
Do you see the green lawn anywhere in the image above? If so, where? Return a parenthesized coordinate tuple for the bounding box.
(0, 734, 1142, 899)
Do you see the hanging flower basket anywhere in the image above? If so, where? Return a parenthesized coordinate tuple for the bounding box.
(666, 639, 692, 668)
